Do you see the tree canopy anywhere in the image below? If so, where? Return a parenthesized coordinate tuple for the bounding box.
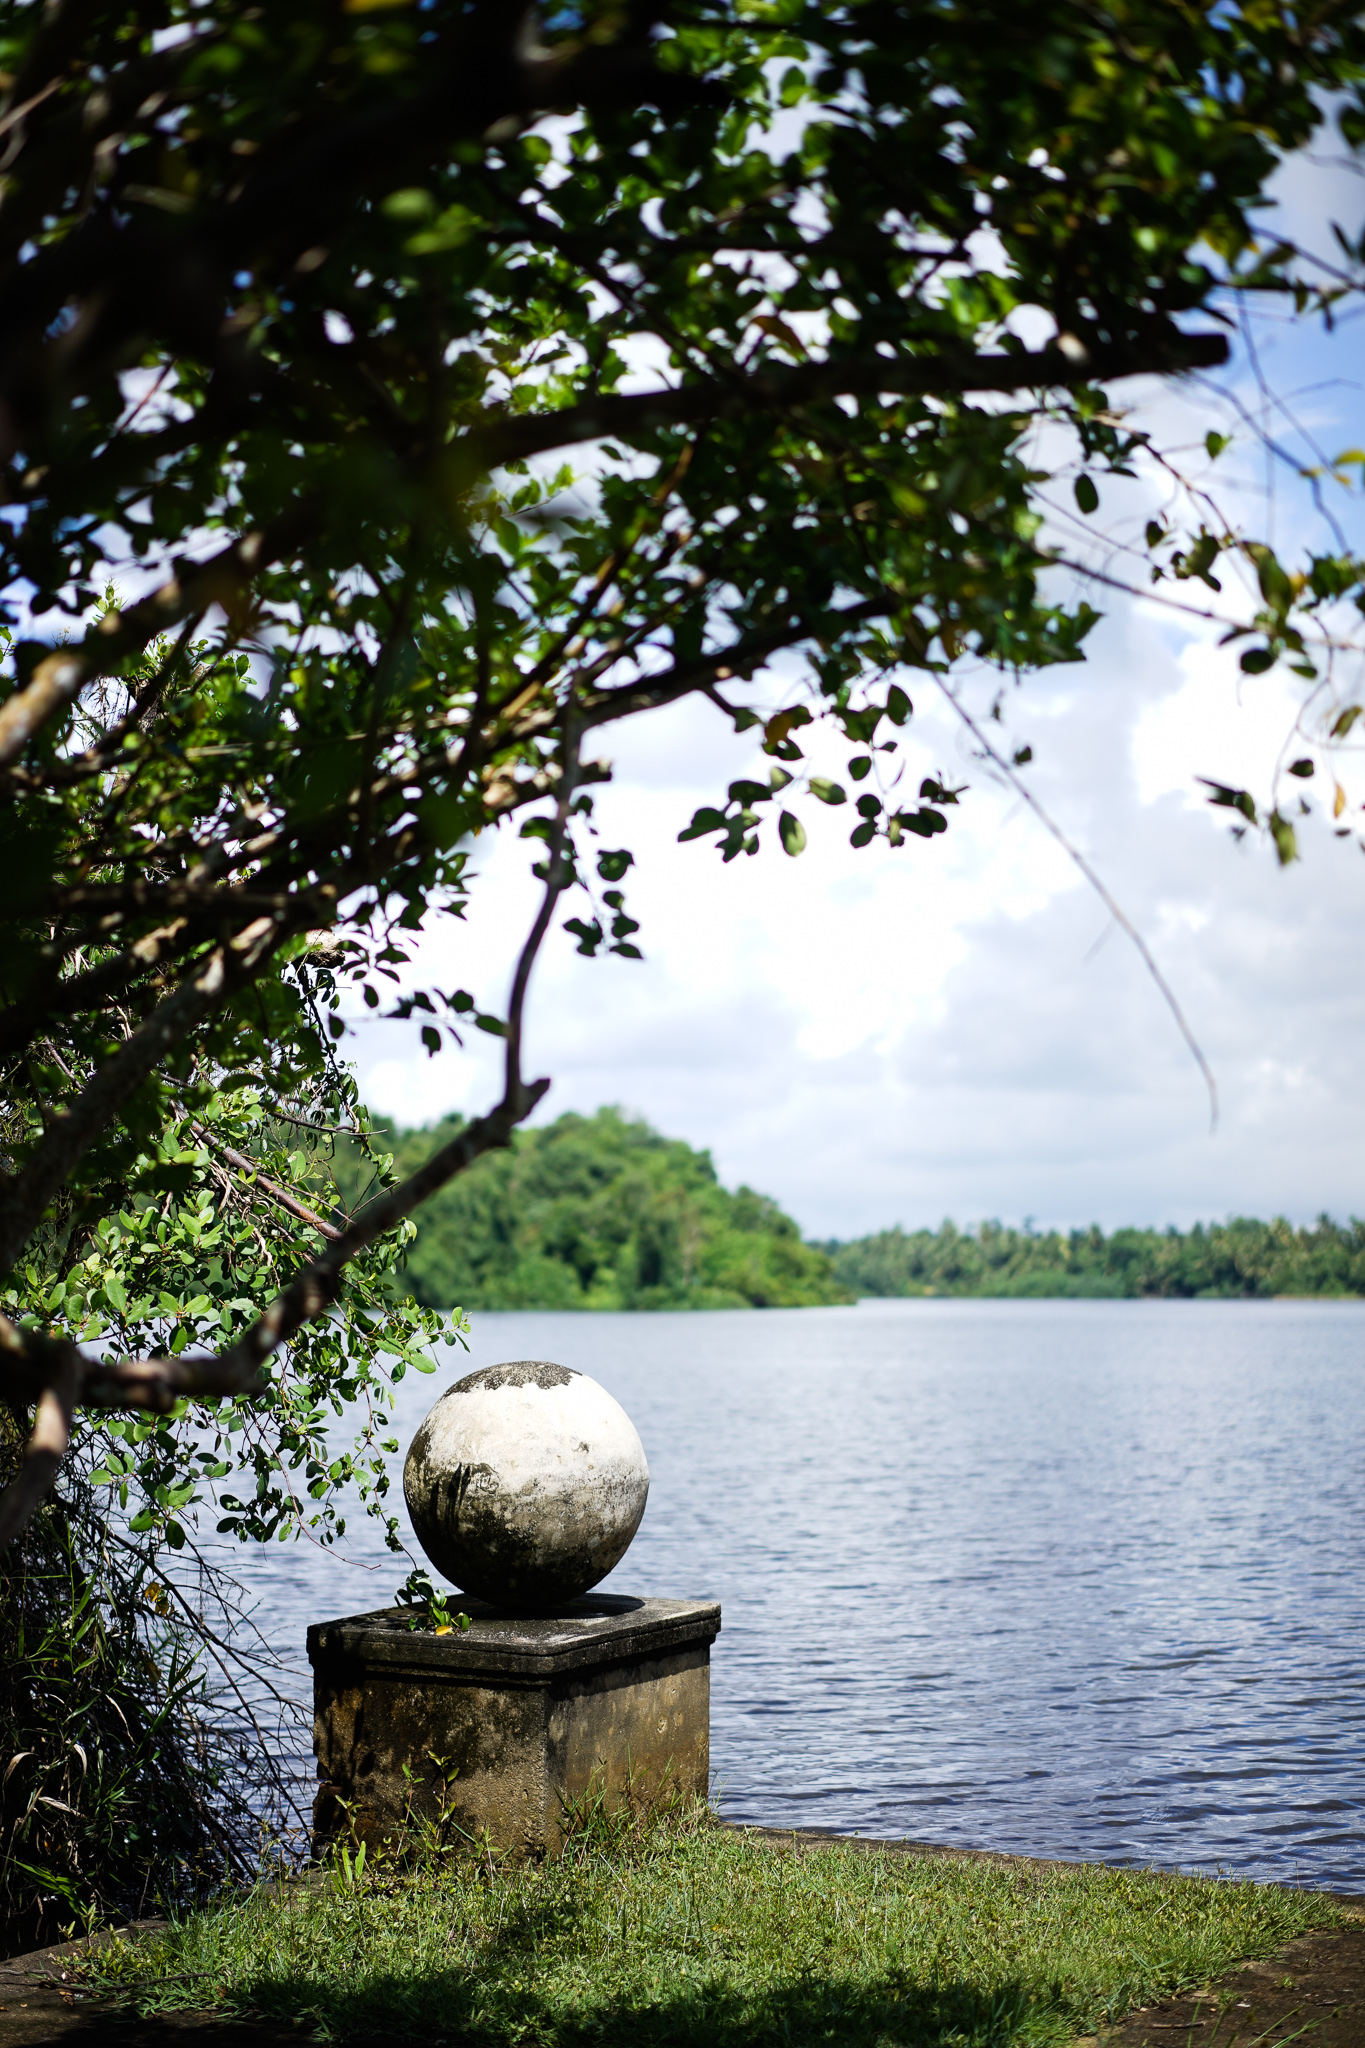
(381, 1106, 849, 1309)
(2, 0, 1364, 1552)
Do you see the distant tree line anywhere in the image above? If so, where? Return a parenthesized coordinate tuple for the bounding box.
(824, 1218, 1365, 1300)
(374, 1111, 1365, 1310)
(367, 1110, 849, 1312)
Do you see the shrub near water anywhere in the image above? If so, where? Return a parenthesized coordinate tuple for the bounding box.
(89, 1808, 1339, 2046)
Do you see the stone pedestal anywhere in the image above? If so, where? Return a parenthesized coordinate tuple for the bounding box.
(308, 1593, 720, 1859)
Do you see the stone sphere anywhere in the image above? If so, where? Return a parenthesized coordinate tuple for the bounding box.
(403, 1361, 650, 1609)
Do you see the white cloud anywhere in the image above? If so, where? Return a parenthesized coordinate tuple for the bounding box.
(350, 590, 1365, 1238)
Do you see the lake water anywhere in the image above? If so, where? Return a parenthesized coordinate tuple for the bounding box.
(230, 1299, 1365, 1891)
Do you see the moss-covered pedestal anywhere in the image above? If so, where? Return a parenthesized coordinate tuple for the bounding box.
(309, 1593, 721, 1859)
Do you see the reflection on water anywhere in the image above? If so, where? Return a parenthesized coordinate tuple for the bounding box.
(229, 1298, 1365, 1889)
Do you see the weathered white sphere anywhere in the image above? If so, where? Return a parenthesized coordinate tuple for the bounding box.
(403, 1361, 650, 1609)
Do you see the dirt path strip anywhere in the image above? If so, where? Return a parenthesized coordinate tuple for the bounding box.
(1081, 1920, 1365, 2048)
(1, 1834, 1359, 2048)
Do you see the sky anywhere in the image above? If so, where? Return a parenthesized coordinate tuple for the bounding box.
(347, 138, 1365, 1244)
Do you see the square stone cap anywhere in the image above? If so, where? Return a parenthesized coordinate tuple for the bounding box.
(307, 1592, 720, 1681)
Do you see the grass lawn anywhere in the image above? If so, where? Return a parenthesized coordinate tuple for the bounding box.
(85, 1804, 1341, 2047)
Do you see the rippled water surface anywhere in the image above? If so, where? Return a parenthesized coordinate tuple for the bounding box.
(234, 1299, 1365, 1889)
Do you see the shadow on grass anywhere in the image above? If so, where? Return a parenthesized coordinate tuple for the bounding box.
(77, 1961, 1085, 2048)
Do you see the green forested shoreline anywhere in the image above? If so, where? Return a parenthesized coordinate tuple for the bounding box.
(825, 1217, 1365, 1300)
(377, 1109, 1364, 1308)
(374, 1109, 850, 1311)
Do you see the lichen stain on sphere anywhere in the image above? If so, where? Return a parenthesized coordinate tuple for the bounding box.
(403, 1361, 650, 1609)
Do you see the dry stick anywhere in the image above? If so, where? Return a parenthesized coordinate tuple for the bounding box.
(189, 1124, 341, 1242)
(935, 679, 1219, 1133)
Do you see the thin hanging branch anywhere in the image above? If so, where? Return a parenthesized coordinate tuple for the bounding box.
(936, 677, 1220, 1133)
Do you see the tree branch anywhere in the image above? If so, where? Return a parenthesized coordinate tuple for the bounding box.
(535, 600, 887, 739)
(457, 332, 1231, 476)
(0, 507, 315, 769)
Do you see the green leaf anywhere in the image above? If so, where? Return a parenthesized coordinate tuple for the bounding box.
(382, 187, 435, 221)
(1268, 810, 1299, 865)
(1198, 779, 1258, 824)
(778, 811, 806, 856)
(808, 778, 846, 805)
(1074, 475, 1099, 515)
(374, 1332, 437, 1373)
(678, 807, 727, 842)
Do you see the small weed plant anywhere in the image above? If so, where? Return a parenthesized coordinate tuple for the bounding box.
(394, 1568, 471, 1636)
(83, 1795, 1340, 2047)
